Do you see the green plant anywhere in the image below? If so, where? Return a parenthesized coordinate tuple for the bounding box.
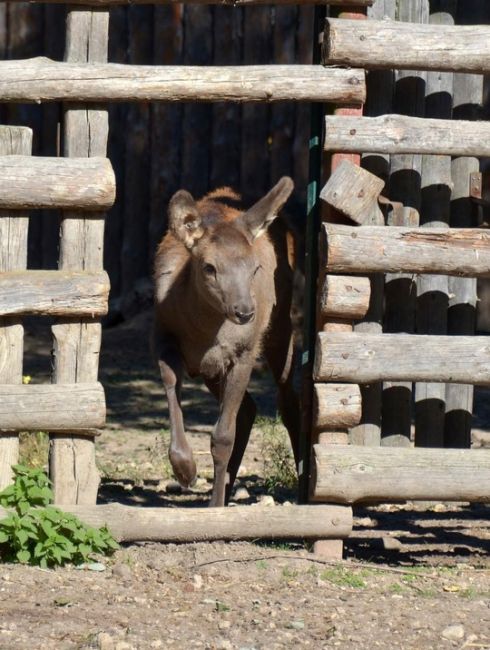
(259, 417, 297, 492)
(0, 465, 118, 568)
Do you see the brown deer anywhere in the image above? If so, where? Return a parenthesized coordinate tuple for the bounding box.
(153, 177, 300, 507)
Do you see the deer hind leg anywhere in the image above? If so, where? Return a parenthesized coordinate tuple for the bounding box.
(154, 331, 196, 487)
(206, 364, 253, 507)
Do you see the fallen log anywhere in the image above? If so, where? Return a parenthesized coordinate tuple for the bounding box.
(0, 271, 109, 317)
(324, 114, 490, 157)
(312, 444, 490, 504)
(314, 331, 490, 385)
(323, 18, 490, 74)
(0, 155, 115, 210)
(0, 504, 354, 542)
(0, 59, 366, 105)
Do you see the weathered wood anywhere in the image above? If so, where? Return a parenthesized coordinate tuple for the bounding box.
(4, 0, 372, 5)
(320, 160, 385, 226)
(0, 59, 366, 104)
(314, 332, 490, 385)
(50, 9, 109, 506)
(312, 444, 490, 504)
(318, 274, 370, 320)
(414, 2, 454, 449)
(0, 126, 32, 490)
(0, 271, 109, 317)
(0, 156, 115, 210)
(0, 503, 353, 542)
(324, 114, 490, 157)
(322, 224, 490, 277)
(323, 18, 490, 74)
(313, 383, 362, 431)
(0, 383, 105, 432)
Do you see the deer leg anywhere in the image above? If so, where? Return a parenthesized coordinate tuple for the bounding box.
(264, 326, 300, 467)
(154, 331, 196, 487)
(208, 364, 252, 507)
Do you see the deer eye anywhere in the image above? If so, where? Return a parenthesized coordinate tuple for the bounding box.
(203, 263, 216, 276)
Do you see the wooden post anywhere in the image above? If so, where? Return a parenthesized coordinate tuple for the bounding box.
(50, 9, 109, 505)
(444, 1, 488, 449)
(0, 126, 32, 490)
(415, 0, 455, 449)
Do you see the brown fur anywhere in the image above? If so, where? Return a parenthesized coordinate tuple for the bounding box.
(153, 178, 300, 506)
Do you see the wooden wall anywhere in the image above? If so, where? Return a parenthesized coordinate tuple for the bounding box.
(0, 3, 313, 318)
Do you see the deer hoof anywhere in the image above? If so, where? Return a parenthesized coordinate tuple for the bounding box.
(169, 448, 197, 488)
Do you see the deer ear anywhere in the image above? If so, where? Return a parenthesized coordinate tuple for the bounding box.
(168, 190, 204, 249)
(239, 177, 294, 240)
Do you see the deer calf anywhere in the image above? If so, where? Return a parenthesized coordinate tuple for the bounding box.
(153, 178, 300, 507)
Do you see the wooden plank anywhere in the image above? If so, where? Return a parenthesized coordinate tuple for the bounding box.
(324, 114, 490, 157)
(50, 9, 109, 506)
(318, 274, 370, 320)
(314, 332, 490, 385)
(0, 503, 353, 542)
(0, 59, 366, 105)
(0, 271, 109, 317)
(0, 126, 32, 490)
(313, 383, 362, 431)
(0, 156, 115, 210)
(312, 444, 490, 504)
(414, 1, 455, 449)
(324, 17, 490, 74)
(322, 224, 490, 277)
(0, 383, 105, 432)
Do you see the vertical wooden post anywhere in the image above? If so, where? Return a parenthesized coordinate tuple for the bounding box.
(382, 0, 428, 448)
(414, 0, 455, 447)
(50, 9, 109, 505)
(0, 126, 32, 490)
(444, 1, 487, 448)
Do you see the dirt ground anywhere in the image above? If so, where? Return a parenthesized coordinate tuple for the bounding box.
(1, 312, 489, 650)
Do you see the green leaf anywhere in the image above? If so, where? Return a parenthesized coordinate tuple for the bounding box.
(16, 549, 30, 564)
(16, 529, 28, 546)
(0, 531, 9, 543)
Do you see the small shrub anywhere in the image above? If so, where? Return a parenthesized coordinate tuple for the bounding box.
(0, 465, 118, 568)
(260, 417, 297, 493)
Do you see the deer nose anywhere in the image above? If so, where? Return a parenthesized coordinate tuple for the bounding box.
(234, 309, 255, 324)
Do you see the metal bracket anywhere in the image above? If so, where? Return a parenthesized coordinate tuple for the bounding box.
(470, 171, 490, 207)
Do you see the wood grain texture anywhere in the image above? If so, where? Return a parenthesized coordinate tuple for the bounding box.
(51, 9, 109, 506)
(0, 503, 353, 542)
(313, 383, 362, 431)
(0, 271, 109, 317)
(0, 126, 32, 490)
(0, 59, 366, 104)
(324, 114, 490, 157)
(318, 274, 370, 320)
(0, 383, 105, 431)
(314, 332, 490, 385)
(320, 159, 384, 225)
(0, 156, 115, 210)
(322, 224, 490, 277)
(312, 444, 490, 504)
(324, 18, 490, 74)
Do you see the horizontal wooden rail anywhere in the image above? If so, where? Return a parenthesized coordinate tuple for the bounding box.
(0, 503, 353, 542)
(319, 274, 371, 320)
(323, 18, 490, 74)
(3, 0, 372, 5)
(0, 271, 109, 317)
(0, 155, 115, 210)
(313, 384, 361, 431)
(321, 224, 490, 277)
(314, 332, 490, 385)
(324, 115, 490, 157)
(312, 444, 490, 504)
(0, 59, 366, 105)
(0, 383, 105, 432)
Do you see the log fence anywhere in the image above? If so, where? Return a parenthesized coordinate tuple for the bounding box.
(0, 0, 489, 547)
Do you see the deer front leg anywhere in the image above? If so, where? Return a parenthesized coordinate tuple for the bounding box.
(209, 363, 252, 507)
(154, 331, 196, 487)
